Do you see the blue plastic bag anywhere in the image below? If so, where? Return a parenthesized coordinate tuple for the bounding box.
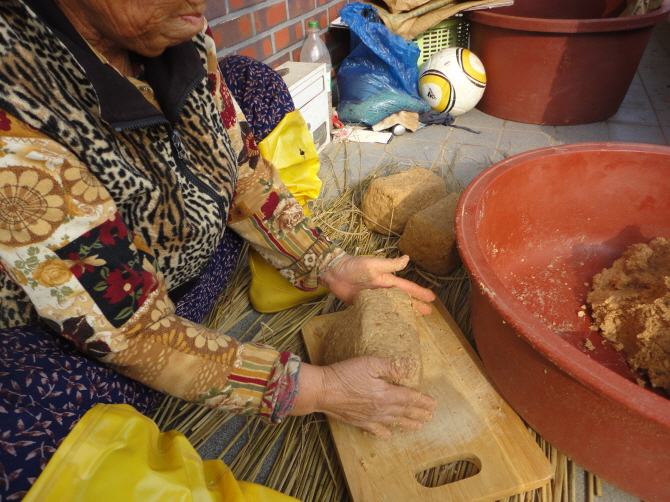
(337, 3, 429, 126)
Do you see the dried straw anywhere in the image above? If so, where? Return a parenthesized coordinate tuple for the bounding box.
(151, 163, 603, 502)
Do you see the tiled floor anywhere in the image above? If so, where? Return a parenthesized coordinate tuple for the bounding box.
(312, 19, 670, 502)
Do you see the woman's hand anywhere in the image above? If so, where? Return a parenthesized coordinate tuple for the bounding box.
(290, 358, 437, 439)
(318, 254, 435, 314)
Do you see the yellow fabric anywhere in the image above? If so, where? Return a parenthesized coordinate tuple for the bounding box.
(250, 110, 330, 312)
(23, 404, 299, 502)
(257, 110, 322, 208)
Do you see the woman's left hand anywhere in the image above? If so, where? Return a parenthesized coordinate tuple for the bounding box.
(318, 254, 435, 314)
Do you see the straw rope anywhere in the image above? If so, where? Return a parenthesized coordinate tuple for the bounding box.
(152, 163, 603, 502)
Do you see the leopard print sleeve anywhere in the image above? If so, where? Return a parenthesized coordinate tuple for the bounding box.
(199, 31, 346, 292)
(0, 110, 298, 423)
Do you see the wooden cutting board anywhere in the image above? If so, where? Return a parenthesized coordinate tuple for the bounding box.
(301, 299, 553, 502)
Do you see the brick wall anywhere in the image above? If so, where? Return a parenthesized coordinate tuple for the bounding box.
(205, 0, 351, 69)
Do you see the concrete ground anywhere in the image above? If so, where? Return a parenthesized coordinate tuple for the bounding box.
(199, 20, 670, 502)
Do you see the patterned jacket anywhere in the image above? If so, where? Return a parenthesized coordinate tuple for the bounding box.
(0, 0, 342, 422)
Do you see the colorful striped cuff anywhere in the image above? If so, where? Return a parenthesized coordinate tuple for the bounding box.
(224, 342, 282, 414)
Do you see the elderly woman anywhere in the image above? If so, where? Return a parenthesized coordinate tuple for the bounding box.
(0, 0, 437, 498)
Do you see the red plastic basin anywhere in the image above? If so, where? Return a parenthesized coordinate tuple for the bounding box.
(455, 143, 670, 502)
(467, 0, 670, 125)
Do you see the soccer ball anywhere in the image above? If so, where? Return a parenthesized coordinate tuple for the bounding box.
(418, 47, 486, 117)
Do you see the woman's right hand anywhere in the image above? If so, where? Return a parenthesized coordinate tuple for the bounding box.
(290, 358, 437, 439)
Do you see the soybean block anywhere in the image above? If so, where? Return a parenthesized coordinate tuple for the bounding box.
(398, 193, 462, 276)
(323, 287, 422, 391)
(361, 168, 447, 234)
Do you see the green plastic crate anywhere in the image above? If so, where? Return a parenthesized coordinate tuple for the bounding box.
(414, 16, 469, 66)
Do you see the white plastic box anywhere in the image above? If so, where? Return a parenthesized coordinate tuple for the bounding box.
(276, 61, 331, 150)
